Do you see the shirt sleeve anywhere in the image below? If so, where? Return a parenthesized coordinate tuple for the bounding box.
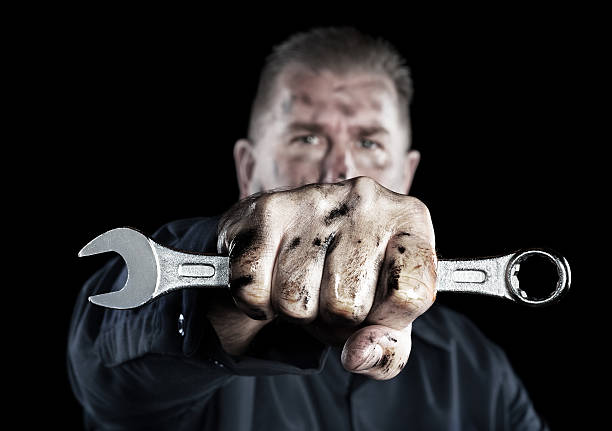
(414, 304, 550, 430)
(67, 216, 329, 429)
(495, 349, 550, 431)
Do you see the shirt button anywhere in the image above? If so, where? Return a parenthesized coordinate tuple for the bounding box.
(178, 313, 185, 337)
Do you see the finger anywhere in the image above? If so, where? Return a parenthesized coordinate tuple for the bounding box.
(341, 324, 412, 380)
(367, 231, 437, 328)
(318, 226, 387, 327)
(218, 195, 284, 321)
(271, 232, 326, 322)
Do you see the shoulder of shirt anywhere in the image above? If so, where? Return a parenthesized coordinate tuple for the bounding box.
(150, 216, 222, 252)
(413, 303, 508, 367)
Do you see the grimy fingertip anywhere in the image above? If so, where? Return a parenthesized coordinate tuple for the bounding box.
(341, 325, 412, 380)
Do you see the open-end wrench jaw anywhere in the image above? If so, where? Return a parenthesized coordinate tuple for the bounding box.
(78, 228, 159, 309)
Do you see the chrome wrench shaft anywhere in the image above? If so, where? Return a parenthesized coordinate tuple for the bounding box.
(79, 228, 570, 309)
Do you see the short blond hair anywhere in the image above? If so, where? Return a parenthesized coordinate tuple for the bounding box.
(248, 26, 414, 143)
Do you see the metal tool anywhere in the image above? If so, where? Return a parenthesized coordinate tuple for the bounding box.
(79, 227, 571, 309)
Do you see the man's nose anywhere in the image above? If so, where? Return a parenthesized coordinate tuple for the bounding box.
(319, 141, 352, 183)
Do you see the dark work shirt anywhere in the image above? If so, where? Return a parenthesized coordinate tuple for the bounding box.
(67, 216, 548, 430)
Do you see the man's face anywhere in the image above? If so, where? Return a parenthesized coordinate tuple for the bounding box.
(234, 63, 420, 198)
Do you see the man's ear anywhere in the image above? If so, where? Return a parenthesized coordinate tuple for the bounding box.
(402, 149, 421, 194)
(234, 138, 256, 199)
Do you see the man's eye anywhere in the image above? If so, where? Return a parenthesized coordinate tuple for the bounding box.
(358, 139, 379, 149)
(296, 135, 320, 145)
(291, 135, 320, 145)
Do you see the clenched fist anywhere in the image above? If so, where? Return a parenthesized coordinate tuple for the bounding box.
(206, 176, 437, 380)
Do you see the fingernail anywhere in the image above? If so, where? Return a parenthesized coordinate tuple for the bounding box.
(353, 344, 383, 371)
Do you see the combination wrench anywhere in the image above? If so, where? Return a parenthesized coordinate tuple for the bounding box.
(79, 227, 571, 310)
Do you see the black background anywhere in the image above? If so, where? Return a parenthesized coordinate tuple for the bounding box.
(26, 8, 601, 430)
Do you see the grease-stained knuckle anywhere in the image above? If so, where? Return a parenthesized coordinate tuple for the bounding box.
(401, 195, 430, 217)
(223, 224, 274, 318)
(234, 191, 266, 218)
(271, 250, 320, 322)
(216, 215, 238, 250)
(217, 221, 246, 255)
(252, 190, 280, 214)
(348, 175, 380, 195)
(297, 182, 329, 201)
(217, 198, 261, 252)
(383, 242, 436, 316)
(334, 177, 377, 218)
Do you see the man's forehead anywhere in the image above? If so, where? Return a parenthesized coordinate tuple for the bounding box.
(276, 64, 396, 114)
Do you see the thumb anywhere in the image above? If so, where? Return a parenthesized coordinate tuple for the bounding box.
(341, 324, 412, 380)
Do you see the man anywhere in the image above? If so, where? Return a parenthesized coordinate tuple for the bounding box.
(68, 27, 548, 429)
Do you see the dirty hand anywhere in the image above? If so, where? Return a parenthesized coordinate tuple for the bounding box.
(207, 176, 437, 380)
